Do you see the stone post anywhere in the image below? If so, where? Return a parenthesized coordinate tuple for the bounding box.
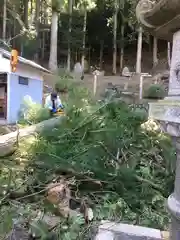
(136, 26, 143, 74)
(149, 30, 180, 240)
(93, 71, 98, 96)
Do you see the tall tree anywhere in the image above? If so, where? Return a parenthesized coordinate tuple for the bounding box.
(49, 0, 61, 71)
(67, 0, 73, 71)
(120, 22, 124, 73)
(23, 0, 29, 28)
(112, 0, 118, 75)
(119, 0, 125, 73)
(81, 4, 87, 70)
(99, 40, 104, 69)
(34, 0, 40, 60)
(75, 0, 96, 71)
(3, 0, 7, 41)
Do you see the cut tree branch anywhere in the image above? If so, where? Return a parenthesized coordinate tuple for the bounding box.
(0, 116, 64, 157)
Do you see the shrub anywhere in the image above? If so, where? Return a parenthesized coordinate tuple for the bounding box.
(19, 96, 50, 124)
(144, 84, 165, 99)
(132, 107, 148, 121)
(55, 71, 74, 92)
(55, 75, 93, 102)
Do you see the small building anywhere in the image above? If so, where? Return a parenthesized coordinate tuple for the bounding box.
(0, 48, 50, 124)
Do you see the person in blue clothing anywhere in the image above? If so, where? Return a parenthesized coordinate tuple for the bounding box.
(45, 91, 64, 114)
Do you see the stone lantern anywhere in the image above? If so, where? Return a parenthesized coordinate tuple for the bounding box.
(137, 0, 180, 239)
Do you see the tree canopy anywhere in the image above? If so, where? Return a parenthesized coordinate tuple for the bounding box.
(0, 0, 142, 71)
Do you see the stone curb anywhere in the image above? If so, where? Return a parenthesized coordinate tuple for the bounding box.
(94, 221, 169, 240)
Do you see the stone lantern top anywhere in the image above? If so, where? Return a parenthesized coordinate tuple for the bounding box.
(136, 0, 180, 41)
(137, 0, 180, 97)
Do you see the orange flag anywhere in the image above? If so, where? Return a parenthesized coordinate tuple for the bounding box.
(10, 49, 18, 72)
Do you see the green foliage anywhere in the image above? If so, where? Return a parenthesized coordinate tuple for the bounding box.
(52, 0, 62, 12)
(55, 75, 93, 103)
(0, 77, 175, 238)
(55, 215, 86, 240)
(21, 37, 39, 59)
(144, 84, 166, 99)
(132, 107, 148, 121)
(30, 220, 50, 239)
(19, 97, 50, 124)
(27, 94, 174, 229)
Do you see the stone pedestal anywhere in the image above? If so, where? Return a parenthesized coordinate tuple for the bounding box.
(149, 30, 180, 240)
(149, 101, 180, 240)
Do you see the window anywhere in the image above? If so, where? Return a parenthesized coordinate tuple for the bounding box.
(18, 76, 29, 85)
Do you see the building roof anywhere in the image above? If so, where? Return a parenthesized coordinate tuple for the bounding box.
(136, 0, 180, 40)
(0, 48, 51, 73)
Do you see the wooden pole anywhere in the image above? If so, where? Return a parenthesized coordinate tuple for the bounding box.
(139, 74, 143, 99)
(167, 42, 171, 68)
(93, 73, 97, 96)
(136, 26, 143, 73)
(153, 37, 158, 67)
(3, 0, 7, 41)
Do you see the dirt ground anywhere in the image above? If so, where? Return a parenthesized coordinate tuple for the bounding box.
(83, 74, 154, 97)
(44, 73, 155, 99)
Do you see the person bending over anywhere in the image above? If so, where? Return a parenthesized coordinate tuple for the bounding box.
(45, 92, 64, 114)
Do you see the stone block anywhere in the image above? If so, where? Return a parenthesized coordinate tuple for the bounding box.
(95, 221, 162, 240)
(167, 123, 180, 137)
(94, 229, 114, 240)
(149, 101, 180, 124)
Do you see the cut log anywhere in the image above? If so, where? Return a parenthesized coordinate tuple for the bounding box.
(0, 116, 64, 157)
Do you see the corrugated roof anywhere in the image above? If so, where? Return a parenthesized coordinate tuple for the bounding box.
(0, 48, 51, 73)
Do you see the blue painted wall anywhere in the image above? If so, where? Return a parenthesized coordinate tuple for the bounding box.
(8, 73, 43, 123)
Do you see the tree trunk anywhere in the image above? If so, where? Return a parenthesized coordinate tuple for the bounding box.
(136, 26, 143, 73)
(35, 0, 40, 61)
(3, 0, 7, 41)
(81, 9, 87, 72)
(112, 0, 118, 75)
(120, 24, 125, 73)
(0, 117, 64, 157)
(41, 3, 45, 60)
(99, 40, 104, 70)
(31, 0, 33, 14)
(49, 11, 58, 71)
(20, 0, 29, 56)
(167, 41, 171, 68)
(153, 36, 158, 67)
(67, 0, 73, 72)
(42, 1, 48, 60)
(75, 50, 78, 62)
(88, 46, 91, 68)
(23, 0, 29, 27)
(13, 4, 16, 48)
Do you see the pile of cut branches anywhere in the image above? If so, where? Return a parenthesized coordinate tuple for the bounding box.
(0, 77, 176, 239)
